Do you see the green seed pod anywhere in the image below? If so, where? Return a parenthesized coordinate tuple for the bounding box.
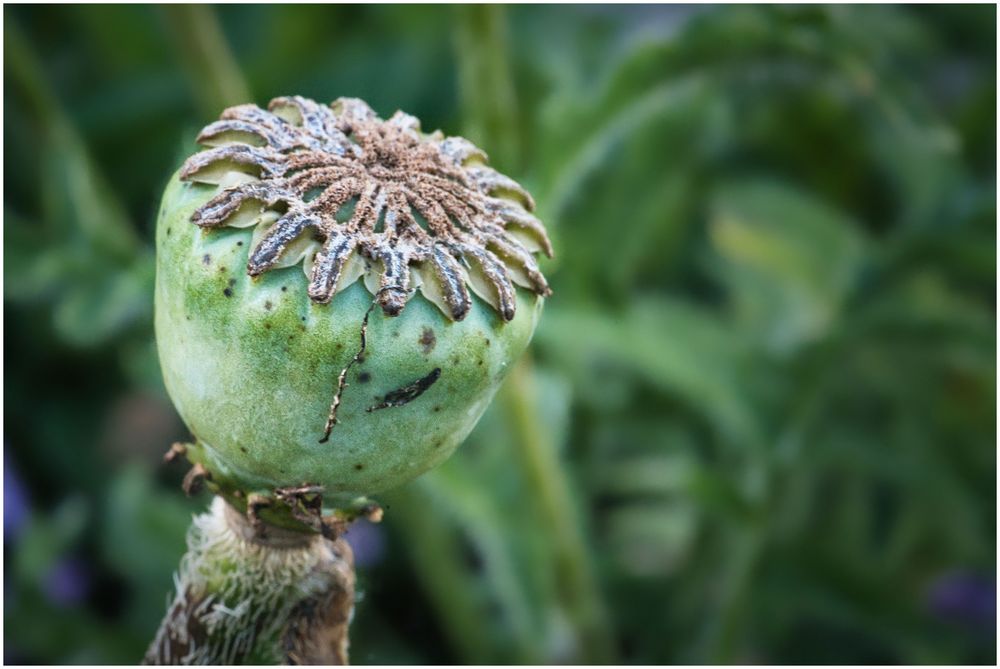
(155, 96, 552, 502)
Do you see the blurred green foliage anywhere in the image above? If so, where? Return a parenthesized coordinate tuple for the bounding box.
(4, 4, 995, 664)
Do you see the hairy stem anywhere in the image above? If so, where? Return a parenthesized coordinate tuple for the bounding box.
(144, 496, 355, 665)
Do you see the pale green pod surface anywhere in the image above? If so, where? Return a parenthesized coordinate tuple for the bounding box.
(154, 96, 552, 499)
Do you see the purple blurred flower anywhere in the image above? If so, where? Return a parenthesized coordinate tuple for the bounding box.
(343, 519, 386, 568)
(4, 454, 30, 541)
(928, 570, 996, 630)
(43, 557, 90, 607)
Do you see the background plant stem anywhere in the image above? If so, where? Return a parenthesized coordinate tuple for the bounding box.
(454, 5, 520, 171)
(162, 5, 251, 116)
(454, 6, 616, 660)
(501, 358, 616, 662)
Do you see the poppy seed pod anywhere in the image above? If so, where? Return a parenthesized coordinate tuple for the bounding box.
(155, 96, 552, 502)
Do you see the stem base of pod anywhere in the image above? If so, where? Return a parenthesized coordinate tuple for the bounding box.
(166, 441, 383, 535)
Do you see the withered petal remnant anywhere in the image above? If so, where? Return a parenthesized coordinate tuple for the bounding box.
(180, 96, 552, 321)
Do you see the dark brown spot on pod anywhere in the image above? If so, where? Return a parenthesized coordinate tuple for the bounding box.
(419, 327, 436, 354)
(223, 287, 233, 297)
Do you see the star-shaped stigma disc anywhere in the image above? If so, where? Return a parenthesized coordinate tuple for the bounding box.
(180, 96, 552, 321)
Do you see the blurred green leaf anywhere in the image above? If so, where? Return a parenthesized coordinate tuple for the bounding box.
(100, 465, 198, 637)
(708, 179, 868, 353)
(51, 255, 153, 348)
(14, 498, 89, 585)
(538, 298, 763, 442)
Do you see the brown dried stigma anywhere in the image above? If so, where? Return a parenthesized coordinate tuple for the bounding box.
(180, 96, 552, 322)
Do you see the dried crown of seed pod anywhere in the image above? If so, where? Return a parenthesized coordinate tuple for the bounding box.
(155, 96, 552, 502)
(179, 95, 551, 322)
